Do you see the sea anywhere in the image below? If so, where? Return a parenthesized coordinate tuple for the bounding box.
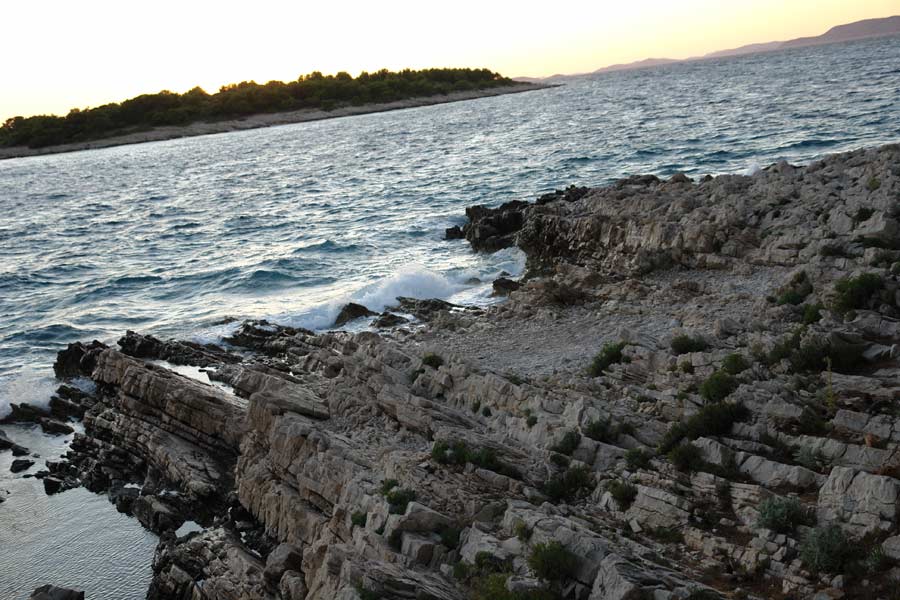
(0, 34, 898, 598)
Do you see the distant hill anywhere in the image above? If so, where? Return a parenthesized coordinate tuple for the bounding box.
(533, 15, 900, 79)
(592, 58, 678, 74)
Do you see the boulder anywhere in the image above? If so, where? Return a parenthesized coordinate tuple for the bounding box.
(52, 340, 107, 379)
(29, 585, 84, 600)
(10, 458, 34, 473)
(492, 277, 522, 296)
(372, 313, 410, 328)
(333, 303, 377, 327)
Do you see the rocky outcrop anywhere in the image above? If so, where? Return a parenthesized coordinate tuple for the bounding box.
(44, 145, 900, 600)
(28, 585, 84, 600)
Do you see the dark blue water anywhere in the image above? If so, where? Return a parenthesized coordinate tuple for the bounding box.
(1, 36, 899, 415)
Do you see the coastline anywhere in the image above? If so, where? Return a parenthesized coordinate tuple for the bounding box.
(4, 143, 900, 598)
(0, 83, 553, 160)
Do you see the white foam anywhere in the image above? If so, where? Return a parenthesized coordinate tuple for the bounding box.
(743, 163, 762, 176)
(148, 360, 237, 395)
(0, 369, 58, 419)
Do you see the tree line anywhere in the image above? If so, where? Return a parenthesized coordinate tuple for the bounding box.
(1, 68, 513, 148)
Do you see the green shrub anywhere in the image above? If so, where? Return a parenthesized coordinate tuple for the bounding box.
(789, 338, 865, 373)
(380, 479, 399, 494)
(472, 401, 481, 413)
(431, 439, 521, 479)
(527, 541, 579, 581)
(584, 419, 616, 443)
(699, 371, 738, 403)
(384, 488, 416, 514)
(800, 525, 851, 573)
(679, 360, 695, 374)
(526, 415, 538, 428)
(482, 406, 492, 417)
(625, 448, 652, 470)
(866, 177, 881, 192)
(777, 272, 813, 306)
(795, 446, 825, 472)
(514, 521, 532, 542)
(542, 465, 593, 503)
(588, 341, 627, 376)
(833, 273, 883, 315)
(607, 480, 638, 508)
(667, 443, 704, 472)
(439, 525, 461, 548)
(802, 302, 823, 324)
(351, 511, 367, 527)
(765, 329, 803, 366)
(422, 353, 444, 368)
(550, 430, 581, 455)
(855, 207, 875, 221)
(671, 335, 709, 355)
(474, 573, 557, 600)
(864, 545, 887, 573)
(658, 402, 749, 453)
(648, 526, 684, 544)
(549, 453, 570, 468)
(722, 353, 749, 375)
(756, 497, 814, 533)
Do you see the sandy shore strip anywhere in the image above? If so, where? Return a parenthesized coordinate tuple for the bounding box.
(0, 83, 554, 160)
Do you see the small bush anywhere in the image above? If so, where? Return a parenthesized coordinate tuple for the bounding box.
(789, 338, 865, 373)
(482, 406, 492, 417)
(765, 329, 803, 366)
(671, 335, 709, 355)
(855, 207, 875, 221)
(648, 526, 684, 544)
(549, 453, 570, 468)
(380, 479, 399, 494)
(667, 443, 704, 472)
(431, 439, 520, 479)
(422, 353, 444, 368)
(526, 415, 538, 428)
(351, 511, 367, 527)
(542, 465, 593, 503)
(699, 371, 738, 403)
(550, 430, 581, 455)
(722, 353, 749, 375)
(866, 177, 881, 192)
(527, 541, 579, 581)
(777, 272, 813, 306)
(833, 273, 883, 315)
(625, 448, 652, 470)
(802, 302, 823, 324)
(607, 480, 638, 508)
(584, 419, 618, 443)
(680, 360, 695, 374)
(384, 488, 416, 514)
(756, 497, 814, 533)
(514, 521, 532, 542)
(800, 525, 851, 573)
(588, 341, 627, 376)
(438, 525, 461, 548)
(795, 446, 825, 472)
(864, 545, 887, 573)
(658, 402, 749, 453)
(472, 401, 481, 413)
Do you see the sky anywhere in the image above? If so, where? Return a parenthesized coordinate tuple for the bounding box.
(2, 0, 898, 120)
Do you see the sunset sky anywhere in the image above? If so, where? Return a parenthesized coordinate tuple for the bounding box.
(3, 0, 898, 120)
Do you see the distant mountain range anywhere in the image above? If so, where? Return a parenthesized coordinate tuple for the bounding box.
(516, 15, 900, 81)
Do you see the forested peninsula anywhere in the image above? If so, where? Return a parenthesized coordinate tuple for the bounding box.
(0, 68, 545, 155)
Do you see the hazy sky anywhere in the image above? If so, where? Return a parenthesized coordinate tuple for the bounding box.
(3, 0, 898, 119)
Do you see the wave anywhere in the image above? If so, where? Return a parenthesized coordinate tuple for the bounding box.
(0, 368, 60, 419)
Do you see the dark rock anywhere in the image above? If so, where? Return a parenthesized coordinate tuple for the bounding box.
(333, 303, 377, 327)
(391, 297, 459, 321)
(224, 320, 312, 353)
(11, 458, 34, 473)
(118, 330, 240, 366)
(536, 185, 590, 205)
(615, 174, 661, 188)
(492, 277, 522, 296)
(0, 428, 28, 456)
(264, 543, 303, 584)
(49, 395, 86, 420)
(53, 340, 108, 379)
(39, 418, 74, 436)
(110, 486, 141, 514)
(668, 172, 693, 184)
(1, 402, 49, 424)
(372, 313, 410, 328)
(42, 477, 65, 495)
(29, 584, 85, 600)
(134, 495, 184, 533)
(463, 200, 530, 252)
(444, 225, 464, 240)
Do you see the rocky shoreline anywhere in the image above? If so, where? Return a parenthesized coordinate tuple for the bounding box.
(2, 143, 900, 599)
(0, 83, 551, 160)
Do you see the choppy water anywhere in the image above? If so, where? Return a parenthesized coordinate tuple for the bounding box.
(0, 35, 899, 598)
